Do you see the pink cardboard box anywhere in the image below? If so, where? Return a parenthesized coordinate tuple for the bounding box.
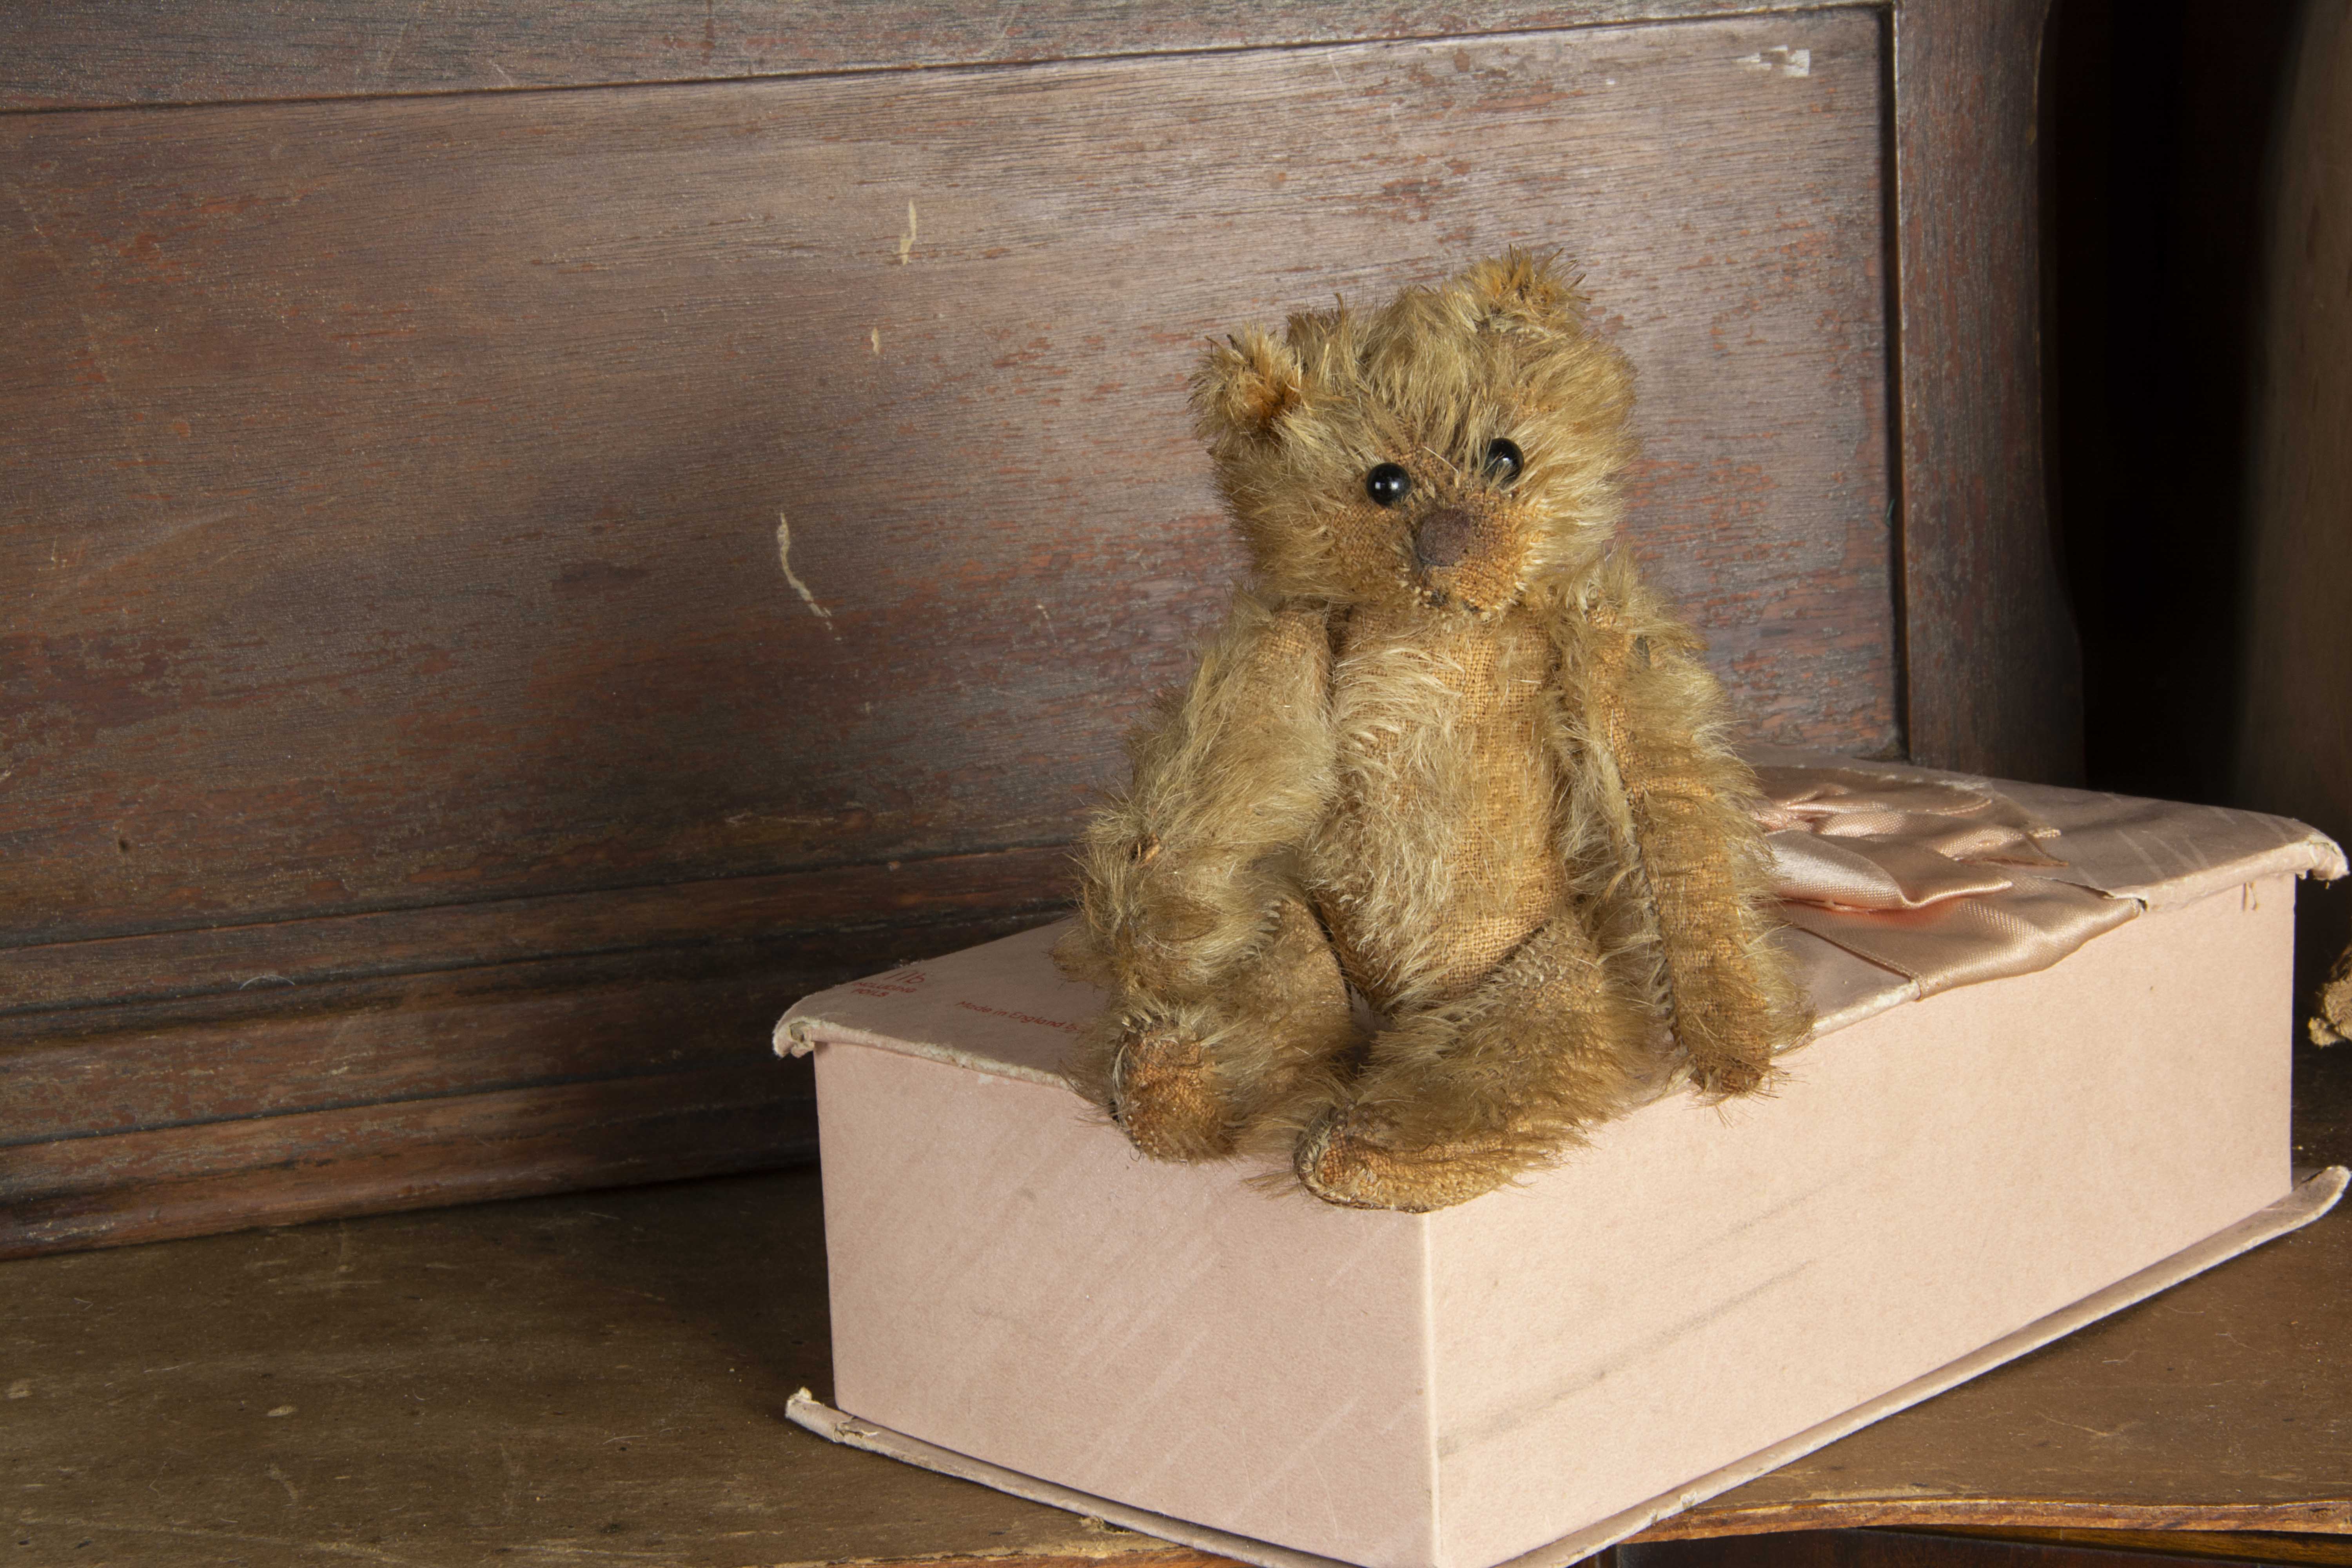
(778, 759, 2347, 1568)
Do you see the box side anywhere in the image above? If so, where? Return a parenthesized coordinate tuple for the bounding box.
(1426, 875, 2295, 1568)
(815, 1042, 1443, 1568)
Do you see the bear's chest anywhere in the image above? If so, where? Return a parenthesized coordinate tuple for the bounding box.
(1303, 606, 1568, 1011)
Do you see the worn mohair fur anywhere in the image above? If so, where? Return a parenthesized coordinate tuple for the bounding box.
(1054, 251, 1811, 1212)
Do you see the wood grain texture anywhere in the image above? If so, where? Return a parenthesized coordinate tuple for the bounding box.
(0, 0, 1851, 112)
(1911, 1529, 2352, 1566)
(1648, 1502, 2352, 1541)
(1, 954, 811, 1148)
(0, 900, 1061, 1259)
(1891, 0, 2085, 782)
(2, 844, 1074, 1022)
(1625, 1530, 2343, 1568)
(2234, 1, 2352, 1000)
(0, 1062, 816, 1262)
(2, 13, 1895, 954)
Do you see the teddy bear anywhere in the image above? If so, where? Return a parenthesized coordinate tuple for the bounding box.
(1054, 251, 1810, 1212)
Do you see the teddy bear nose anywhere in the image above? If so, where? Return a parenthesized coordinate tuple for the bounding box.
(1414, 508, 1476, 570)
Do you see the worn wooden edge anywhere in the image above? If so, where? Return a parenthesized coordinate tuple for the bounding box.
(11, 947, 803, 1141)
(0, 913, 1064, 1129)
(1637, 1504, 2352, 1542)
(1634, 1503, 2352, 1543)
(2, 844, 1077, 1020)
(1886, 1526, 2352, 1565)
(815, 1524, 2352, 1568)
(0, 1060, 818, 1261)
(983, 1533, 2352, 1568)
(0, 0, 1878, 113)
(1891, 0, 2085, 782)
(829, 1524, 2352, 1567)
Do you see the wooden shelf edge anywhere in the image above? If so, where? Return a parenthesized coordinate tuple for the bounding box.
(1638, 1501, 2352, 1543)
(1893, 1526, 2352, 1566)
(4, 844, 1077, 1019)
(0, 1065, 818, 1261)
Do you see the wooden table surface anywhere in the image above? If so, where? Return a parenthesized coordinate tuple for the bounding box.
(6, 1038, 2347, 1568)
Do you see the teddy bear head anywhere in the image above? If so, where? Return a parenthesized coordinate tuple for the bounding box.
(1191, 250, 1635, 618)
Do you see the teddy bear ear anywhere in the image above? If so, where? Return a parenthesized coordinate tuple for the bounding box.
(1457, 247, 1587, 334)
(1191, 326, 1312, 444)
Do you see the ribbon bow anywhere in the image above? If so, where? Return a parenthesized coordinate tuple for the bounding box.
(1752, 765, 2136, 998)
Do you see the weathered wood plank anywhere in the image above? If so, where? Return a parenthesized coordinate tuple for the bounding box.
(1625, 1530, 2352, 1567)
(1, 846, 1074, 1020)
(1642, 1504, 2352, 1542)
(0, 1061, 816, 1260)
(1895, 1530, 2352, 1566)
(0, 0, 1853, 112)
(1891, 0, 2084, 781)
(1, 959, 792, 1149)
(2, 13, 1894, 951)
(0, 899, 1060, 1147)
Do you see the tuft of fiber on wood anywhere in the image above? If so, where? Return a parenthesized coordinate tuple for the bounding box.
(1059, 251, 1811, 1211)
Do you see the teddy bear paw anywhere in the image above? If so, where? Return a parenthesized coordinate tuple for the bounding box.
(1685, 1055, 1772, 1098)
(1108, 1024, 1234, 1161)
(1293, 1109, 1522, 1213)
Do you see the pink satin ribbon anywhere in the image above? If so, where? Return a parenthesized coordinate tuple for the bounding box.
(1753, 766, 2139, 997)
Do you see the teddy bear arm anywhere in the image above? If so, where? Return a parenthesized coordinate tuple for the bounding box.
(1057, 589, 1355, 1160)
(1589, 633, 1812, 1094)
(1060, 587, 1338, 1001)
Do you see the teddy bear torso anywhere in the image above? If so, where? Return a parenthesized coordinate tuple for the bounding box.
(1302, 602, 1568, 1016)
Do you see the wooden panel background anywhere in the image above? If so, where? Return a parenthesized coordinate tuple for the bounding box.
(1892, 0, 2080, 780)
(0, 0, 2077, 1255)
(0, 0, 1847, 111)
(4, 15, 1892, 945)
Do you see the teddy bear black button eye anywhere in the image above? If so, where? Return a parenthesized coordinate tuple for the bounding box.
(1364, 464, 1412, 506)
(1484, 438, 1524, 485)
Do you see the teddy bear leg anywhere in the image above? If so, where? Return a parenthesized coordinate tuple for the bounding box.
(1089, 895, 1358, 1161)
(1295, 913, 1657, 1211)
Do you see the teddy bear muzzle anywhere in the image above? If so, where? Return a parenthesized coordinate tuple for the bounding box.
(1412, 503, 1524, 612)
(1413, 507, 1476, 570)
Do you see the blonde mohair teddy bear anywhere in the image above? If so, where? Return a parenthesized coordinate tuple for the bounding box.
(1055, 251, 1810, 1212)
